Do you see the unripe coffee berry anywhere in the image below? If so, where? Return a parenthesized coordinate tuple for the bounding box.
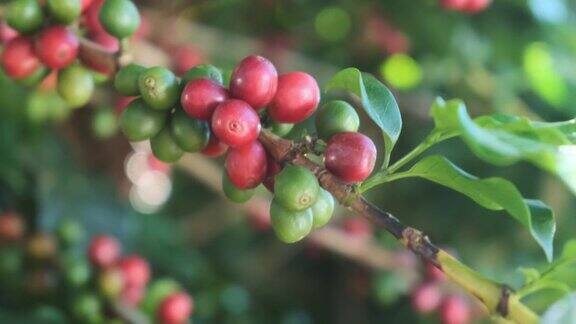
(268, 71, 320, 123)
(119, 255, 150, 288)
(150, 128, 184, 163)
(72, 294, 103, 323)
(6, 0, 44, 34)
(35, 26, 79, 69)
(0, 212, 25, 243)
(142, 279, 180, 316)
(181, 78, 228, 120)
(201, 134, 228, 157)
(270, 199, 313, 243)
(211, 99, 261, 147)
(57, 65, 95, 108)
(325, 132, 377, 183)
(26, 233, 58, 261)
(269, 121, 294, 137)
(411, 282, 442, 313)
(120, 98, 167, 141)
(47, 0, 82, 25)
(310, 188, 335, 229)
(170, 110, 210, 153)
(88, 235, 121, 268)
(229, 55, 277, 109)
(182, 64, 223, 85)
(441, 296, 471, 324)
(222, 173, 255, 203)
(225, 140, 267, 189)
(99, 0, 140, 39)
(158, 292, 194, 324)
(98, 267, 124, 299)
(115, 63, 146, 96)
(274, 165, 319, 211)
(138, 67, 180, 110)
(315, 100, 360, 140)
(1, 37, 42, 79)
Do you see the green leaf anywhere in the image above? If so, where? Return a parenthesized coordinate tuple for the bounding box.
(326, 68, 402, 168)
(542, 293, 576, 324)
(431, 98, 576, 196)
(396, 155, 555, 260)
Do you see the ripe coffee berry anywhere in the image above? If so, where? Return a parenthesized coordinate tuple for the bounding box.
(120, 99, 167, 141)
(1, 37, 42, 79)
(270, 199, 313, 243)
(99, 0, 140, 39)
(229, 55, 277, 109)
(222, 173, 255, 203)
(88, 235, 121, 268)
(463, 0, 491, 13)
(47, 0, 82, 25)
(440, 0, 468, 10)
(310, 188, 335, 229)
(150, 128, 184, 163)
(158, 292, 193, 324)
(170, 110, 210, 153)
(201, 134, 228, 157)
(411, 282, 442, 313)
(6, 0, 44, 34)
(35, 26, 79, 69)
(181, 78, 228, 120)
(268, 71, 320, 123)
(211, 99, 261, 147)
(274, 165, 319, 211)
(83, 0, 106, 34)
(119, 255, 150, 288)
(182, 64, 223, 85)
(441, 296, 471, 324)
(115, 63, 146, 96)
(0, 212, 25, 243)
(325, 132, 377, 183)
(0, 23, 18, 44)
(225, 140, 268, 189)
(57, 65, 95, 108)
(315, 100, 360, 140)
(138, 67, 180, 110)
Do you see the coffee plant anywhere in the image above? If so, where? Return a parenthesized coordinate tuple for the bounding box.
(0, 0, 576, 323)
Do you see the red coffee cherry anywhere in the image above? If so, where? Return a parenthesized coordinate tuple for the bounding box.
(83, 0, 105, 34)
(229, 55, 277, 109)
(425, 261, 446, 282)
(119, 255, 150, 288)
(225, 140, 267, 189)
(463, 0, 491, 13)
(1, 37, 41, 79)
(0, 22, 18, 43)
(325, 132, 377, 183)
(412, 282, 442, 313)
(181, 78, 228, 120)
(88, 235, 121, 268)
(440, 0, 468, 10)
(441, 296, 471, 324)
(0, 212, 25, 243)
(35, 26, 79, 69)
(158, 292, 194, 324)
(268, 71, 320, 123)
(81, 0, 94, 12)
(201, 134, 228, 158)
(211, 99, 261, 147)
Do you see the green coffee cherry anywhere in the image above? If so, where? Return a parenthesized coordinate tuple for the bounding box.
(62, 256, 91, 287)
(270, 199, 313, 243)
(311, 188, 335, 229)
(274, 165, 319, 211)
(142, 278, 180, 316)
(315, 100, 360, 140)
(138, 67, 180, 110)
(222, 174, 254, 203)
(92, 108, 118, 139)
(6, 0, 44, 34)
(170, 109, 210, 152)
(114, 63, 145, 96)
(57, 65, 95, 108)
(119, 98, 166, 141)
(150, 127, 184, 163)
(47, 0, 81, 24)
(99, 0, 140, 39)
(270, 121, 294, 137)
(72, 294, 103, 324)
(98, 268, 123, 299)
(182, 64, 224, 85)
(26, 90, 70, 124)
(57, 218, 84, 247)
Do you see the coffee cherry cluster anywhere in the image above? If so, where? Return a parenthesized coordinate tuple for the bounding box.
(116, 55, 377, 244)
(0, 211, 193, 323)
(0, 0, 140, 111)
(440, 0, 491, 14)
(411, 262, 474, 324)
